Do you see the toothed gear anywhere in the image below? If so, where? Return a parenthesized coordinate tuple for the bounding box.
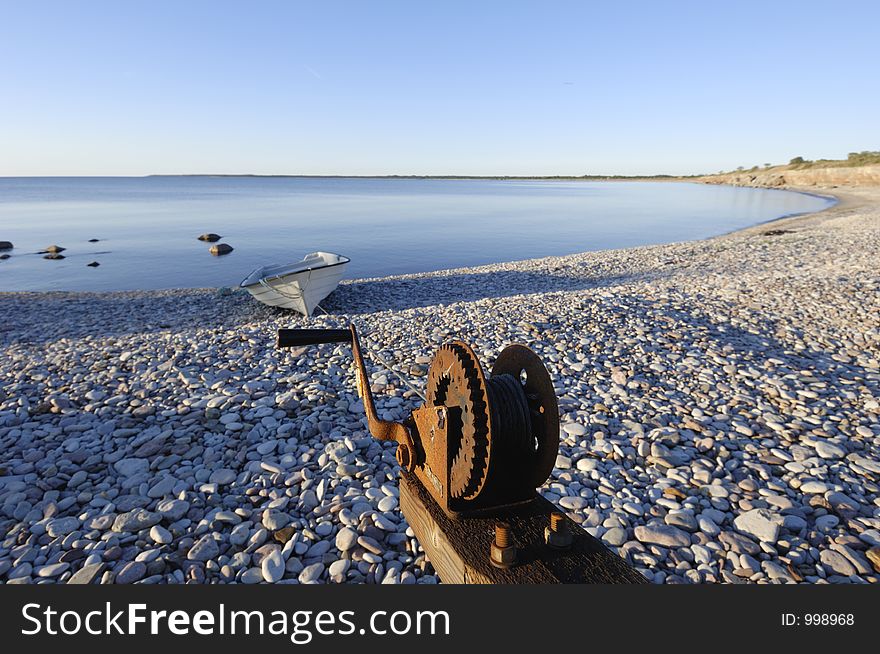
(426, 343, 491, 499)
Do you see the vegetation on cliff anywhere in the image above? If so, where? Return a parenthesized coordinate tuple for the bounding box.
(723, 151, 880, 175)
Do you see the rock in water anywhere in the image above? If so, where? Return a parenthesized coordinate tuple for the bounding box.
(0, 254, 9, 260)
(44, 244, 66, 253)
(0, 241, 12, 249)
(198, 233, 222, 242)
(88, 238, 100, 242)
(43, 253, 65, 260)
(87, 261, 100, 267)
(209, 243, 233, 256)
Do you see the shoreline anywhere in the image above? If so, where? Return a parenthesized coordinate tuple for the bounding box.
(0, 182, 847, 299)
(1, 184, 878, 585)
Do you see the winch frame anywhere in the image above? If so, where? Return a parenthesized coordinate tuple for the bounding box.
(276, 324, 646, 584)
(277, 324, 559, 518)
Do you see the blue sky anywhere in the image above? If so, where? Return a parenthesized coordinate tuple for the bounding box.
(1, 1, 878, 176)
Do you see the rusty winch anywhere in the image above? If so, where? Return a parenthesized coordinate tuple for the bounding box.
(277, 325, 559, 518)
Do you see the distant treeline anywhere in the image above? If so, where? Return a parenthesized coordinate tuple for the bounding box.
(149, 173, 696, 181)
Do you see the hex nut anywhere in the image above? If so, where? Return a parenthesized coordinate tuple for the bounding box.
(545, 526, 573, 549)
(490, 541, 517, 568)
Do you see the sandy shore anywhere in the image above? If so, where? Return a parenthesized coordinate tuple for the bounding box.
(1, 186, 879, 584)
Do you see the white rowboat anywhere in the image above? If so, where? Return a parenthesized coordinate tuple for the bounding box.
(240, 251, 350, 316)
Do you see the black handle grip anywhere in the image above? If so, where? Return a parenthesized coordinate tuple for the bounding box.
(277, 328, 352, 348)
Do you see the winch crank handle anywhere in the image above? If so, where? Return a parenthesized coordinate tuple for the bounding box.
(276, 325, 418, 472)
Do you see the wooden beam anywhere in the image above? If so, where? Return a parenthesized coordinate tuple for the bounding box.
(399, 471, 647, 584)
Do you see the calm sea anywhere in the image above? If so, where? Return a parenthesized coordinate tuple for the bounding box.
(0, 177, 832, 292)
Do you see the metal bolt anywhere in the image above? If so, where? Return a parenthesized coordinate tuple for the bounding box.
(490, 521, 516, 568)
(545, 512, 573, 549)
(495, 522, 511, 548)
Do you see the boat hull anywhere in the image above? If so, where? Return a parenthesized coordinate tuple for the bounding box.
(240, 252, 348, 316)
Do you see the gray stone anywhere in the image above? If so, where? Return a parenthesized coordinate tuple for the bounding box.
(262, 549, 285, 583)
(36, 562, 70, 578)
(819, 550, 856, 577)
(335, 527, 358, 552)
(262, 510, 290, 531)
(762, 560, 793, 581)
(147, 476, 176, 498)
(116, 561, 146, 584)
(831, 544, 873, 575)
(866, 548, 880, 572)
(603, 527, 628, 546)
(826, 492, 860, 514)
(241, 567, 264, 584)
(800, 481, 829, 494)
(698, 516, 720, 537)
(559, 496, 588, 510)
(8, 562, 32, 580)
(329, 559, 350, 577)
(633, 524, 691, 548)
(187, 534, 220, 561)
(665, 511, 698, 532)
(306, 540, 332, 558)
(813, 441, 846, 459)
(66, 563, 104, 585)
(555, 455, 572, 469)
(562, 422, 587, 437)
(298, 562, 324, 584)
(113, 509, 161, 533)
(783, 514, 807, 531)
(576, 458, 598, 472)
(252, 543, 280, 566)
(815, 515, 840, 530)
(47, 516, 82, 537)
(377, 496, 398, 512)
(733, 508, 783, 544)
(718, 531, 760, 555)
(357, 536, 382, 555)
(150, 525, 173, 544)
(156, 499, 190, 522)
(210, 469, 237, 485)
(114, 458, 148, 477)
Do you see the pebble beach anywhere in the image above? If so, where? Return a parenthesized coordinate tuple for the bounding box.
(1, 185, 879, 585)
